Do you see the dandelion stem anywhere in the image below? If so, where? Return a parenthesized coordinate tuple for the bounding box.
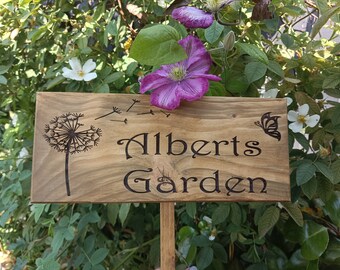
(65, 140, 71, 196)
(126, 99, 140, 112)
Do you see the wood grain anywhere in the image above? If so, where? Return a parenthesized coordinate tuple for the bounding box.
(31, 92, 290, 203)
(160, 202, 176, 269)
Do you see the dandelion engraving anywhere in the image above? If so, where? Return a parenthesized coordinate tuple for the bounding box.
(43, 113, 102, 196)
(126, 99, 140, 112)
(95, 106, 122, 120)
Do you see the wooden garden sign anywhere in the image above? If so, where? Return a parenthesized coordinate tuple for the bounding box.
(31, 92, 290, 269)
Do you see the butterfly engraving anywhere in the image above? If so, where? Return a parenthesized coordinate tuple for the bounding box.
(255, 112, 281, 141)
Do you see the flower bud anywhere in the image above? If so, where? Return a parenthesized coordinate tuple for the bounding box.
(223, 30, 235, 51)
(206, 0, 223, 12)
(319, 145, 330, 158)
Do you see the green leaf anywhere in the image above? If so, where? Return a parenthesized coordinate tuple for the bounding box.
(310, 6, 340, 39)
(0, 65, 10, 75)
(307, 260, 319, 270)
(258, 206, 280, 238)
(267, 60, 284, 78)
(206, 81, 226, 96)
(225, 77, 249, 94)
(323, 191, 340, 227)
(64, 226, 75, 241)
(130, 24, 187, 66)
(31, 204, 46, 223)
(296, 162, 316, 186)
(0, 203, 18, 227)
(28, 25, 47, 42)
(19, 169, 31, 181)
(0, 75, 7, 85)
(331, 160, 340, 184)
(205, 21, 224, 44)
(331, 105, 340, 126)
(294, 132, 310, 151)
(76, 36, 88, 49)
(196, 246, 214, 269)
(281, 202, 303, 227)
(178, 226, 196, 242)
(230, 203, 243, 225)
(186, 202, 196, 218)
(95, 83, 110, 93)
(119, 203, 131, 226)
(36, 258, 60, 270)
(301, 221, 329, 260)
(301, 176, 317, 200)
(314, 161, 334, 183)
(212, 203, 230, 225)
(51, 230, 64, 254)
(106, 20, 118, 36)
(78, 211, 100, 231)
(44, 75, 65, 90)
(236, 43, 269, 64)
(191, 235, 211, 247)
(317, 177, 334, 202)
(70, 213, 80, 224)
(107, 204, 119, 225)
(322, 238, 340, 264)
(92, 265, 105, 270)
(150, 240, 161, 267)
(281, 33, 295, 48)
(178, 227, 197, 263)
(104, 72, 124, 84)
(169, 19, 188, 39)
(323, 74, 340, 89)
(212, 242, 228, 263)
(244, 62, 267, 84)
(90, 248, 109, 265)
(84, 235, 96, 254)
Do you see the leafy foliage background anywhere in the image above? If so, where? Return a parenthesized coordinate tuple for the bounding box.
(0, 0, 339, 269)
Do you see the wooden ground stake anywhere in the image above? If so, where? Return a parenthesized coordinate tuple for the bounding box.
(160, 202, 176, 270)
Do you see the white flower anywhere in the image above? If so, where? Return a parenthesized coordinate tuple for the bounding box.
(62, 57, 97, 81)
(203, 216, 212, 224)
(10, 111, 18, 126)
(16, 147, 29, 166)
(288, 104, 320, 133)
(262, 88, 279, 98)
(209, 235, 215, 241)
(261, 89, 293, 106)
(285, 97, 293, 106)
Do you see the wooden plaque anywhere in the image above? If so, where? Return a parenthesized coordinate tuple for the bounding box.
(31, 92, 290, 203)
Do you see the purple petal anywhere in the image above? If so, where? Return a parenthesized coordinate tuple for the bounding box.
(172, 6, 214, 29)
(177, 78, 209, 101)
(188, 73, 221, 81)
(150, 84, 181, 110)
(179, 35, 212, 73)
(139, 70, 173, 93)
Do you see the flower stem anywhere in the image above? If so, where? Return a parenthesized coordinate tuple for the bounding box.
(65, 140, 71, 196)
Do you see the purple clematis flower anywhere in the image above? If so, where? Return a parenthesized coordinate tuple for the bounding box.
(139, 35, 221, 110)
(172, 6, 214, 28)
